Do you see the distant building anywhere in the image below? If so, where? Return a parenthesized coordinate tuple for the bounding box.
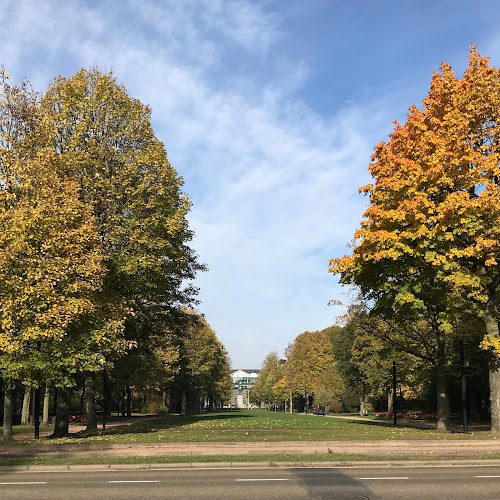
(230, 369, 259, 408)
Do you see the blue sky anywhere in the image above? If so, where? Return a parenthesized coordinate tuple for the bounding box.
(3, 0, 500, 368)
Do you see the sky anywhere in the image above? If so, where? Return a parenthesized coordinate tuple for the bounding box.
(2, 0, 500, 368)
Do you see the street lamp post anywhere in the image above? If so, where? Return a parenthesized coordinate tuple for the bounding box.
(460, 342, 468, 434)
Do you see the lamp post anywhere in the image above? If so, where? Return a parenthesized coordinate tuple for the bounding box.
(460, 342, 468, 434)
(393, 361, 397, 426)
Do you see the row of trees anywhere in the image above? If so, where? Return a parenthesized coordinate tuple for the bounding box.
(0, 68, 229, 440)
(2, 310, 232, 430)
(330, 46, 500, 431)
(252, 330, 348, 414)
(253, 311, 490, 425)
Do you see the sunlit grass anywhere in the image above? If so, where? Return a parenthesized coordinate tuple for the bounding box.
(1, 409, 491, 445)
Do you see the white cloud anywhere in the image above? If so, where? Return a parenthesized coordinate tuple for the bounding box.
(0, 0, 390, 367)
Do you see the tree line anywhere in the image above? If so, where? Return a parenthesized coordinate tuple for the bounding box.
(252, 312, 489, 426)
(329, 46, 500, 432)
(254, 48, 500, 431)
(0, 68, 231, 441)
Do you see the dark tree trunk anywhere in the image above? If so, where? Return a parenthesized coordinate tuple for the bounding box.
(484, 301, 500, 433)
(126, 386, 132, 417)
(3, 388, 13, 443)
(436, 330, 450, 432)
(181, 392, 187, 415)
(121, 389, 126, 417)
(85, 374, 97, 430)
(102, 369, 107, 429)
(207, 393, 214, 412)
(52, 387, 70, 437)
(80, 386, 85, 414)
(53, 386, 58, 417)
(34, 387, 41, 439)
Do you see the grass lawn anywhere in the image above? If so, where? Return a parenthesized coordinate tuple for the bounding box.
(1, 409, 492, 445)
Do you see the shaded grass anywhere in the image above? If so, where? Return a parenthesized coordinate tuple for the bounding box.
(0, 425, 53, 437)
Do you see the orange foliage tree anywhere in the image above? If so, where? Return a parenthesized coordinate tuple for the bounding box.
(330, 47, 500, 432)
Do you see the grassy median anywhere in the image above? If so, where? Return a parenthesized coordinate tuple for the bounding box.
(0, 409, 491, 445)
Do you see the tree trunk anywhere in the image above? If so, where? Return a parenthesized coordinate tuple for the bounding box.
(85, 374, 97, 430)
(289, 387, 293, 414)
(3, 388, 13, 443)
(388, 389, 394, 414)
(359, 384, 366, 416)
(34, 387, 41, 439)
(207, 393, 214, 412)
(52, 387, 70, 437)
(42, 385, 50, 426)
(126, 386, 132, 417)
(53, 386, 58, 417)
(484, 301, 500, 432)
(80, 386, 85, 414)
(21, 386, 31, 425)
(181, 392, 187, 415)
(121, 389, 126, 417)
(436, 329, 450, 432)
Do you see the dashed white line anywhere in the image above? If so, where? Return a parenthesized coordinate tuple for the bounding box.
(109, 480, 159, 483)
(0, 482, 47, 485)
(358, 477, 409, 480)
(235, 478, 290, 482)
(475, 476, 500, 478)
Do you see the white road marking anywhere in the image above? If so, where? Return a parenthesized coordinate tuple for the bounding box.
(0, 482, 47, 485)
(109, 480, 159, 483)
(236, 478, 290, 481)
(475, 475, 500, 478)
(358, 477, 409, 480)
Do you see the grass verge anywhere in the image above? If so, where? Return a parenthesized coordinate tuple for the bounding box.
(2, 452, 500, 467)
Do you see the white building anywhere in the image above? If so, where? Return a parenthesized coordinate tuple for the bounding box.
(230, 369, 259, 408)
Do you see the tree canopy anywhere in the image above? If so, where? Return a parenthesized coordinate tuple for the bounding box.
(330, 46, 500, 431)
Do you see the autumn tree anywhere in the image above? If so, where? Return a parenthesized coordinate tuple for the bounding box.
(38, 68, 205, 427)
(323, 324, 363, 413)
(252, 352, 280, 408)
(0, 71, 108, 440)
(330, 47, 500, 431)
(169, 312, 231, 414)
(288, 330, 334, 412)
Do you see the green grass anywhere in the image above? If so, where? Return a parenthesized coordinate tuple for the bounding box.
(2, 452, 500, 468)
(1, 409, 493, 446)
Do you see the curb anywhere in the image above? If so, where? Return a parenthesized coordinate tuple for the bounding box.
(2, 459, 500, 472)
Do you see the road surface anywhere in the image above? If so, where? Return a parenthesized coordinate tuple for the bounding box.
(1, 464, 500, 499)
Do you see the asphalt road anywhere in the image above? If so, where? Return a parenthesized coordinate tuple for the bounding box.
(1, 465, 500, 499)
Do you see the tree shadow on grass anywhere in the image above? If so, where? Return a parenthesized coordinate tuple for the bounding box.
(338, 415, 490, 433)
(63, 409, 255, 439)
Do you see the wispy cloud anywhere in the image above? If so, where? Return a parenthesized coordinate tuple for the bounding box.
(1, 0, 394, 366)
